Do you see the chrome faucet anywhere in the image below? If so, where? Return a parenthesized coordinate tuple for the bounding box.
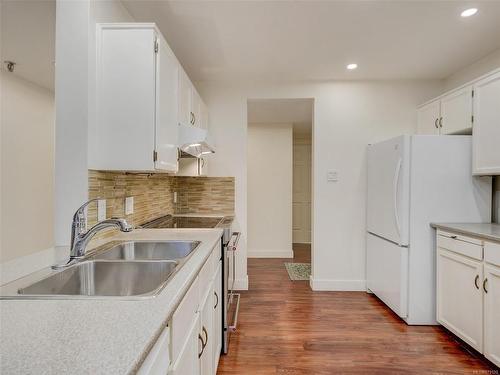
(69, 199, 132, 259)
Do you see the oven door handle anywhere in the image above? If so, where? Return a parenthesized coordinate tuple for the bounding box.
(227, 232, 241, 251)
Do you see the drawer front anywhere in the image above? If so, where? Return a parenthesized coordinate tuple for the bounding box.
(198, 255, 214, 305)
(171, 276, 199, 361)
(211, 239, 222, 274)
(485, 241, 500, 267)
(437, 230, 482, 245)
(437, 233, 483, 260)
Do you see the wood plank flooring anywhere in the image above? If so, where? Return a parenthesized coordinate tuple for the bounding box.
(217, 245, 497, 374)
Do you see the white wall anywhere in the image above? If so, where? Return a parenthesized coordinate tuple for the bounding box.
(0, 72, 54, 263)
(198, 80, 442, 291)
(443, 48, 500, 91)
(247, 123, 293, 258)
(55, 0, 133, 247)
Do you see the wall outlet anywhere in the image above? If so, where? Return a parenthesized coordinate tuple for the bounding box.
(173, 191, 177, 204)
(327, 170, 338, 182)
(97, 199, 106, 221)
(125, 196, 134, 215)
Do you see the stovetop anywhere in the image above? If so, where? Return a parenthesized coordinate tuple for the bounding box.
(141, 215, 224, 229)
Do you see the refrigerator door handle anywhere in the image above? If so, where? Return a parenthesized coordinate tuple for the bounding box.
(393, 158, 402, 243)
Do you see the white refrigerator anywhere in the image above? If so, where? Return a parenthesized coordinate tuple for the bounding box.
(366, 135, 491, 325)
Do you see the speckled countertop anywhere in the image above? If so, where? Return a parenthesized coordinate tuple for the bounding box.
(432, 223, 500, 242)
(0, 228, 223, 375)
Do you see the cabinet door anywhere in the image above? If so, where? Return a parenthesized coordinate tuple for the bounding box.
(416, 100, 440, 135)
(472, 71, 500, 175)
(170, 313, 201, 375)
(199, 101, 209, 130)
(155, 34, 179, 172)
(484, 264, 500, 367)
(191, 89, 201, 128)
(440, 86, 473, 135)
(94, 25, 156, 171)
(437, 248, 483, 351)
(200, 282, 214, 375)
(213, 262, 222, 371)
(178, 68, 192, 127)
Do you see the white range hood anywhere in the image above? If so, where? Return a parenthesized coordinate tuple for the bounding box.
(178, 124, 215, 158)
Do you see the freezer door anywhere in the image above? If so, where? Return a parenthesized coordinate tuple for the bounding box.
(366, 233, 408, 318)
(367, 135, 410, 246)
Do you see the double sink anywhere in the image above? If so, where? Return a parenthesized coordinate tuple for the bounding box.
(16, 241, 201, 299)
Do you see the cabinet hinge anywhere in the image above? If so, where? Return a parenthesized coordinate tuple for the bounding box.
(472, 90, 474, 98)
(154, 40, 159, 53)
(153, 150, 158, 162)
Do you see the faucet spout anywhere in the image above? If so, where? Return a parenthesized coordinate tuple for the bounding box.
(70, 218, 133, 259)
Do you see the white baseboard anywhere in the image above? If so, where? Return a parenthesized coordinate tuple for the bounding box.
(229, 275, 249, 290)
(309, 276, 366, 291)
(0, 246, 69, 286)
(247, 249, 293, 258)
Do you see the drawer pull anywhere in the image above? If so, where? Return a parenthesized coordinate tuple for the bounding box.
(474, 275, 480, 290)
(214, 291, 219, 309)
(483, 278, 489, 293)
(202, 326, 208, 346)
(198, 334, 205, 358)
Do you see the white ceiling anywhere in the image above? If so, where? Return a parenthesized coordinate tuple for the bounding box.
(247, 98, 313, 134)
(123, 0, 500, 83)
(1, 0, 55, 90)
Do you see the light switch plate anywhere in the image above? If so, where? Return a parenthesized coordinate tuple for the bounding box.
(125, 196, 134, 215)
(327, 170, 338, 182)
(97, 199, 106, 222)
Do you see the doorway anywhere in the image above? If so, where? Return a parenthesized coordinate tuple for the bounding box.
(246, 98, 313, 283)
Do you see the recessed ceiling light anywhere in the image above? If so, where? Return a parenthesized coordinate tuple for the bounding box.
(461, 8, 478, 17)
(347, 63, 358, 70)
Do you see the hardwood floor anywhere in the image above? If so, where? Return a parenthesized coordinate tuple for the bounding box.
(217, 244, 497, 374)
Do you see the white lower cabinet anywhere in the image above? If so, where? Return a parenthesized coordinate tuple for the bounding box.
(436, 230, 500, 367)
(139, 241, 222, 375)
(213, 262, 222, 367)
(484, 264, 500, 367)
(200, 281, 214, 375)
(170, 313, 201, 375)
(437, 248, 483, 351)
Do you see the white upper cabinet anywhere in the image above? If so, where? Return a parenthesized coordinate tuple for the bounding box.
(417, 100, 440, 135)
(178, 68, 193, 127)
(416, 86, 472, 135)
(440, 85, 473, 135)
(177, 66, 208, 129)
(472, 71, 500, 175)
(92, 23, 178, 172)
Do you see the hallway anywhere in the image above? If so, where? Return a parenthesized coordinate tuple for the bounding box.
(217, 247, 495, 374)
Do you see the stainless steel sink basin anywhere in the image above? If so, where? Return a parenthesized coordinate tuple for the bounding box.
(18, 260, 177, 297)
(91, 240, 201, 261)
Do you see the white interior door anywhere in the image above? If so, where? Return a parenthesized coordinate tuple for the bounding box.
(366, 233, 408, 318)
(293, 136, 311, 243)
(367, 136, 410, 245)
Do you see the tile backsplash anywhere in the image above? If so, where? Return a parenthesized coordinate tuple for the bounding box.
(87, 171, 235, 230)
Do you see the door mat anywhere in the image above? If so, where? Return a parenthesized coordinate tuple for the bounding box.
(284, 262, 311, 281)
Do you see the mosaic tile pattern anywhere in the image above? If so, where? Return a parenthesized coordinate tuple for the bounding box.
(175, 176, 235, 215)
(87, 171, 235, 239)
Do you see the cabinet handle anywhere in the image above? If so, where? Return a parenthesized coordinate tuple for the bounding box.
(439, 117, 443, 128)
(450, 235, 457, 239)
(434, 118, 439, 129)
(214, 291, 219, 309)
(483, 278, 488, 293)
(193, 113, 196, 125)
(474, 275, 480, 290)
(202, 326, 208, 346)
(198, 334, 205, 358)
(190, 112, 194, 125)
